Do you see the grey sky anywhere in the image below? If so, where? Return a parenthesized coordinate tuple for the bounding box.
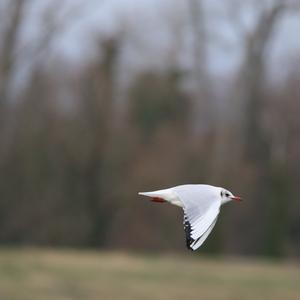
(4, 0, 300, 89)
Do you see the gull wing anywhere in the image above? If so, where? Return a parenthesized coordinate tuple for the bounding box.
(172, 185, 221, 251)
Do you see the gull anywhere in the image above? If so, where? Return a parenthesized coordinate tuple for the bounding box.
(139, 184, 242, 251)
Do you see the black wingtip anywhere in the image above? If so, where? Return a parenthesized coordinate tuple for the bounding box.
(183, 216, 195, 250)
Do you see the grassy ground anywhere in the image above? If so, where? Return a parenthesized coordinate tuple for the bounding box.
(0, 248, 299, 300)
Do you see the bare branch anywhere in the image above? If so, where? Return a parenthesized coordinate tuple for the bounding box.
(19, 0, 87, 68)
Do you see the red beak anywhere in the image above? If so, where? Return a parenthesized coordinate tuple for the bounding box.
(230, 196, 242, 202)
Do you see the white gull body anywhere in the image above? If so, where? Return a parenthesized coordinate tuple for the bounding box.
(139, 184, 241, 251)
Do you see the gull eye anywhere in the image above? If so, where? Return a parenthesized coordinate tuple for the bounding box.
(225, 192, 230, 197)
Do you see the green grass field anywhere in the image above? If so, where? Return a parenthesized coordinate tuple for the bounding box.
(0, 248, 299, 300)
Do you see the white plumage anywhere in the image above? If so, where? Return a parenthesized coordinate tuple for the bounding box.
(139, 184, 241, 251)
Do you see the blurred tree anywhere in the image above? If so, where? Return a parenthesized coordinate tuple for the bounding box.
(188, 0, 214, 133)
(78, 38, 120, 246)
(242, 1, 288, 257)
(130, 70, 189, 140)
(231, 0, 288, 256)
(0, 0, 25, 107)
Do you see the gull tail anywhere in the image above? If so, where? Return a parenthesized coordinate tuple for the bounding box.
(138, 189, 182, 207)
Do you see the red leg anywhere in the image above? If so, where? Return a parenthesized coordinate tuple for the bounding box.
(150, 197, 166, 203)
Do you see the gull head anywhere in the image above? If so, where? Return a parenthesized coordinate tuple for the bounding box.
(220, 188, 242, 205)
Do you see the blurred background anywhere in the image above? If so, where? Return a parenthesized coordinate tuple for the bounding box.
(1, 0, 300, 257)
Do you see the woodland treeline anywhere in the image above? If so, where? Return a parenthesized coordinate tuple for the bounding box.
(0, 0, 299, 257)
